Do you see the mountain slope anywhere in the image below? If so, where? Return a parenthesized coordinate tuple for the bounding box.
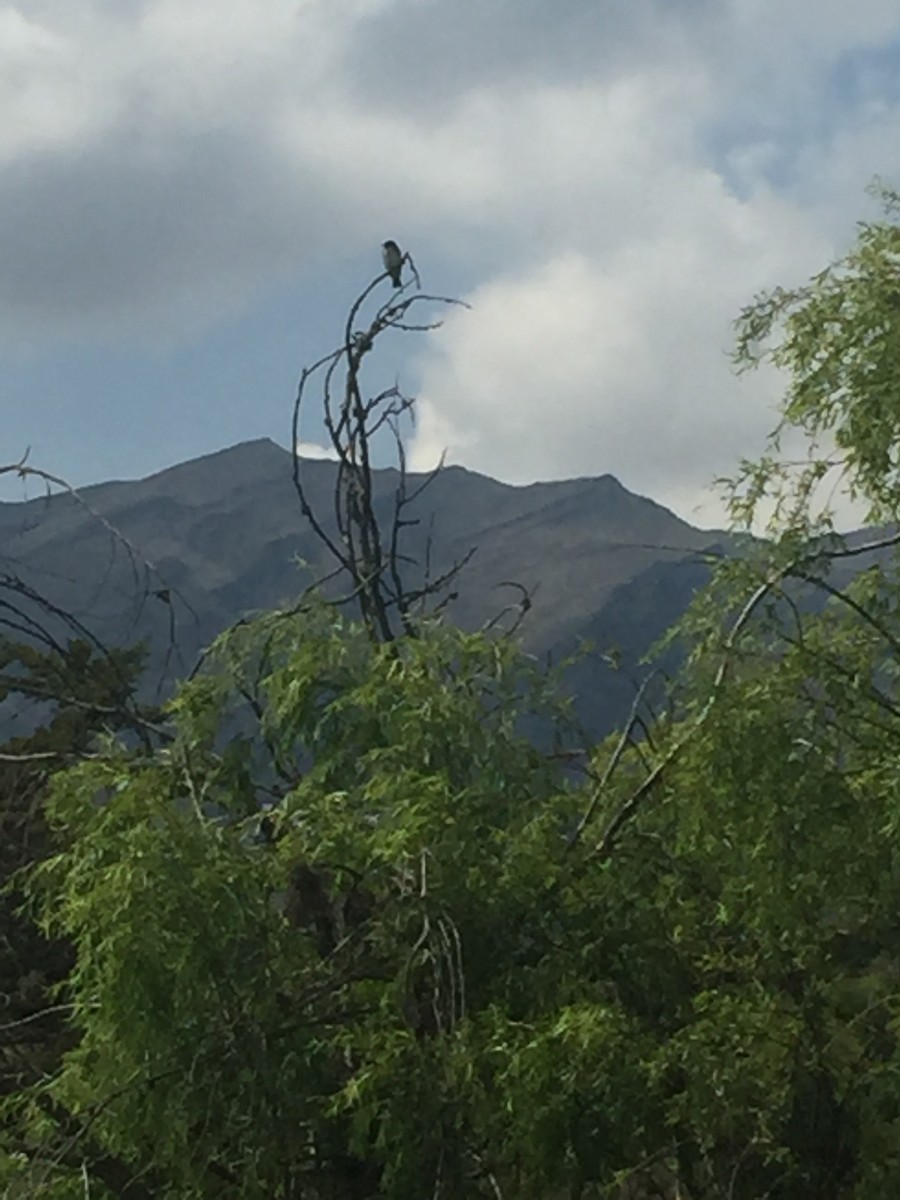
(0, 439, 722, 734)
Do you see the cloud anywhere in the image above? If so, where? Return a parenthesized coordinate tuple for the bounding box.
(296, 440, 338, 461)
(3, 0, 900, 524)
(0, 0, 376, 341)
(406, 216, 822, 527)
(3, 0, 894, 341)
(398, 66, 845, 525)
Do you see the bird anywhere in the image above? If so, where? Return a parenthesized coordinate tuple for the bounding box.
(382, 239, 403, 288)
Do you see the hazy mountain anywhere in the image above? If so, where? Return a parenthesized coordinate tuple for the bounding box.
(0, 439, 724, 735)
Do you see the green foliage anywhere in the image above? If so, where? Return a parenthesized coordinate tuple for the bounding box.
(15, 189, 900, 1196)
(0, 637, 151, 1199)
(13, 570, 900, 1198)
(19, 610, 594, 1196)
(732, 181, 900, 529)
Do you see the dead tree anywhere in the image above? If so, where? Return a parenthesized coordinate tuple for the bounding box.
(291, 254, 473, 643)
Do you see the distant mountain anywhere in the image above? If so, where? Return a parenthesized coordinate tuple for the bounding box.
(0, 439, 724, 736)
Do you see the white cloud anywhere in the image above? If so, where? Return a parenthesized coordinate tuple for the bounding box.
(402, 78, 841, 525)
(3, 0, 900, 524)
(296, 440, 338, 461)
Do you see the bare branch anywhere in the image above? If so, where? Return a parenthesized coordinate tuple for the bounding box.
(289, 262, 471, 642)
(592, 559, 799, 859)
(567, 669, 664, 852)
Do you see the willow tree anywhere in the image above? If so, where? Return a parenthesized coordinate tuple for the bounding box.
(14, 193, 900, 1200)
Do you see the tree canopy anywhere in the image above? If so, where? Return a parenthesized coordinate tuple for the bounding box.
(7, 193, 900, 1197)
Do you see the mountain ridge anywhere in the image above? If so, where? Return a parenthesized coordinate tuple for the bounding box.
(0, 438, 725, 735)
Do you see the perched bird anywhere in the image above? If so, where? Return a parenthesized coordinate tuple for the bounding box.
(382, 239, 403, 288)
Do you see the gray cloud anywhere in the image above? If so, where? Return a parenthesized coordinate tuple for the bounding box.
(0, 127, 302, 337)
(3, 0, 900, 526)
(2, 0, 897, 342)
(0, 1, 370, 339)
(343, 0, 692, 109)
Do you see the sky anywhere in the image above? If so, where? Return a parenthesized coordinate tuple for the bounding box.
(3, 0, 900, 528)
